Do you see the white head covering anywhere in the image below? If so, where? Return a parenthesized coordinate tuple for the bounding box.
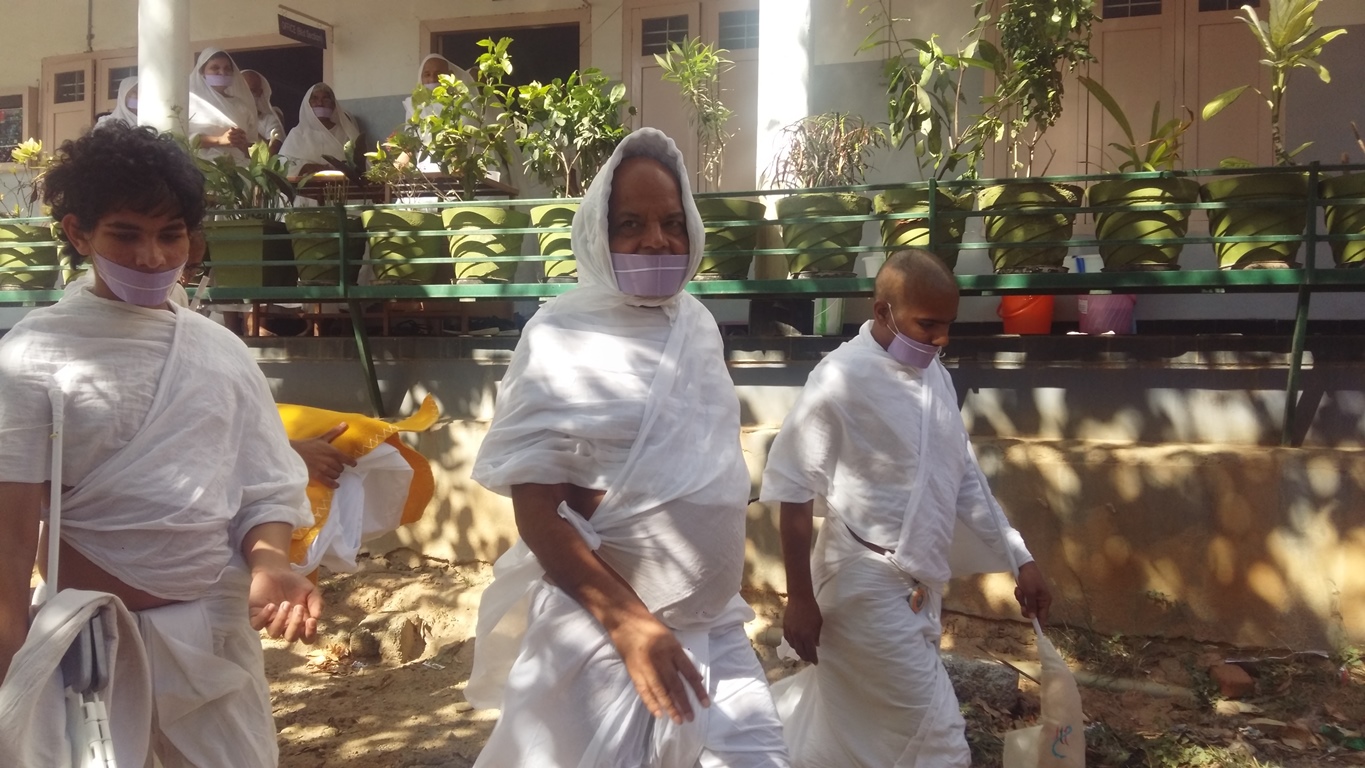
(401, 53, 477, 121)
(550, 127, 703, 314)
(187, 48, 259, 160)
(240, 69, 286, 143)
(278, 83, 360, 175)
(94, 76, 138, 131)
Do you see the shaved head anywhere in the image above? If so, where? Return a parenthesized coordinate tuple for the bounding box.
(874, 249, 957, 306)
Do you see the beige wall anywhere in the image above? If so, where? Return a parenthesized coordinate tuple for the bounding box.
(373, 420, 1365, 652)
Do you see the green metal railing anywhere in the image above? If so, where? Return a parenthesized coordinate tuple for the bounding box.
(3, 164, 1363, 436)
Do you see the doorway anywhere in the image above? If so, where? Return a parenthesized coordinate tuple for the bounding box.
(229, 45, 324, 134)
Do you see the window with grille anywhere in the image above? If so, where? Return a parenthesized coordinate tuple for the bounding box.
(0, 95, 24, 157)
(1103, 0, 1161, 18)
(1198, 0, 1259, 10)
(718, 10, 760, 50)
(642, 15, 689, 56)
(107, 66, 138, 100)
(54, 70, 85, 104)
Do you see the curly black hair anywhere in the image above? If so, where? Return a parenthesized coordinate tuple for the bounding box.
(43, 123, 206, 250)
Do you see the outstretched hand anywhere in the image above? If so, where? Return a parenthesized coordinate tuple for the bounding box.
(291, 423, 357, 489)
(610, 615, 710, 725)
(1015, 560, 1052, 624)
(248, 564, 323, 643)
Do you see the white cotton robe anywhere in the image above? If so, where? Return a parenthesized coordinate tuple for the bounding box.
(467, 128, 789, 768)
(94, 76, 138, 131)
(240, 69, 286, 145)
(0, 281, 311, 767)
(279, 83, 361, 177)
(760, 323, 1035, 768)
(188, 48, 260, 163)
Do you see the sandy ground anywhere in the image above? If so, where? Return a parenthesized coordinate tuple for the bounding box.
(266, 551, 1365, 768)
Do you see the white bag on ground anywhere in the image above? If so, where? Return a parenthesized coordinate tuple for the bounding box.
(293, 443, 414, 574)
(1002, 619, 1085, 768)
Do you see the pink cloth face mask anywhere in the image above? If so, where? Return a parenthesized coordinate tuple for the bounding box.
(93, 253, 184, 307)
(610, 252, 690, 298)
(886, 310, 941, 368)
(204, 73, 234, 88)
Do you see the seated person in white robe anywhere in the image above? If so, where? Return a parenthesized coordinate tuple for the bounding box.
(241, 69, 286, 153)
(0, 123, 321, 768)
(280, 83, 361, 178)
(466, 127, 790, 768)
(188, 48, 260, 163)
(94, 76, 138, 131)
(760, 249, 1053, 768)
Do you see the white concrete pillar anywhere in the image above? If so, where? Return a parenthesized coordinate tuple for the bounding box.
(137, 0, 190, 133)
(755, 0, 811, 190)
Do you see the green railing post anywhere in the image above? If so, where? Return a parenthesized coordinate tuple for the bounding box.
(1281, 164, 1320, 446)
(338, 202, 386, 418)
(927, 178, 939, 257)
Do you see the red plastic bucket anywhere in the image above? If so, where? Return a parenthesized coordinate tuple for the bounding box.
(997, 295, 1054, 334)
(1077, 293, 1137, 335)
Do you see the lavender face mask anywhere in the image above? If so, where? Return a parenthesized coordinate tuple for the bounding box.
(126, 97, 139, 111)
(204, 73, 235, 88)
(94, 253, 184, 307)
(611, 252, 690, 297)
(312, 106, 335, 119)
(886, 311, 941, 369)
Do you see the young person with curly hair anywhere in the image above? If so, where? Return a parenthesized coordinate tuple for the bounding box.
(0, 123, 320, 767)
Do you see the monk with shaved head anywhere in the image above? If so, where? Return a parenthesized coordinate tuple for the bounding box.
(761, 248, 1052, 767)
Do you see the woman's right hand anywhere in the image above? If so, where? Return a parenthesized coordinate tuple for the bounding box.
(213, 127, 248, 153)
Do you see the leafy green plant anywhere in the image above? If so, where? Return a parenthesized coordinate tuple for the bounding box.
(514, 69, 633, 197)
(655, 37, 733, 191)
(2, 138, 48, 218)
(1200, 0, 1346, 166)
(964, 0, 1097, 177)
(1078, 77, 1192, 173)
(195, 140, 296, 219)
(765, 112, 887, 189)
(854, 0, 994, 179)
(366, 37, 516, 200)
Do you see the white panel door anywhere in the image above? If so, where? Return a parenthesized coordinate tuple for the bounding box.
(42, 55, 95, 149)
(1185, 2, 1273, 168)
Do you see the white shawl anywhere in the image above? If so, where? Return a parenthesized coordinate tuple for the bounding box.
(0, 284, 310, 599)
(760, 322, 1031, 589)
(94, 76, 138, 131)
(466, 128, 746, 709)
(240, 69, 286, 143)
(279, 83, 360, 176)
(188, 48, 259, 162)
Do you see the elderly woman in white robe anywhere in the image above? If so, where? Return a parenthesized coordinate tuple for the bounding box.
(94, 76, 138, 131)
(466, 128, 790, 768)
(402, 53, 476, 122)
(188, 48, 259, 162)
(279, 83, 360, 178)
(761, 250, 1053, 768)
(241, 69, 286, 152)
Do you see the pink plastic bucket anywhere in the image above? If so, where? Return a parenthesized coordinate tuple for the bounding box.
(1077, 293, 1137, 335)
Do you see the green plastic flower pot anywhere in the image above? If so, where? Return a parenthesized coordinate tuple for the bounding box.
(361, 209, 444, 285)
(873, 187, 972, 271)
(1200, 172, 1308, 269)
(0, 222, 60, 290)
(442, 206, 530, 284)
(283, 209, 365, 286)
(1320, 171, 1365, 269)
(978, 182, 1083, 274)
(1089, 177, 1201, 271)
(776, 193, 872, 276)
(694, 197, 766, 280)
(204, 219, 296, 288)
(530, 202, 579, 282)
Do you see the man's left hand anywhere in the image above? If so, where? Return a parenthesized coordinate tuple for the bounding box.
(248, 565, 322, 643)
(1015, 561, 1052, 624)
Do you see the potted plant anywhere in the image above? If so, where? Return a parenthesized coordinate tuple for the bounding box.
(195, 139, 298, 288)
(514, 67, 633, 281)
(856, 1, 988, 270)
(1320, 123, 1365, 269)
(1078, 78, 1200, 271)
(965, 0, 1095, 273)
(366, 37, 525, 285)
(766, 112, 884, 276)
(656, 37, 766, 281)
(0, 139, 60, 290)
(1199, 0, 1346, 269)
(283, 158, 367, 286)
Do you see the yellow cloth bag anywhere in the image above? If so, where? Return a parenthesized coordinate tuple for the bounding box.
(276, 395, 438, 568)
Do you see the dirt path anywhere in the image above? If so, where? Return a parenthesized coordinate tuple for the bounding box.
(266, 552, 1365, 768)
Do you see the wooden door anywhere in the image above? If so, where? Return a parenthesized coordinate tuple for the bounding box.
(42, 55, 95, 149)
(96, 52, 139, 118)
(1184, 1, 1273, 168)
(1086, 2, 1181, 173)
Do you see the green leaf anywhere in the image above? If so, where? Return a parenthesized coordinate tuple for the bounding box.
(1202, 85, 1250, 121)
(1079, 76, 1135, 146)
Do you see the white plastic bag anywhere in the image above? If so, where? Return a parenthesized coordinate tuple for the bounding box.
(1003, 619, 1085, 768)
